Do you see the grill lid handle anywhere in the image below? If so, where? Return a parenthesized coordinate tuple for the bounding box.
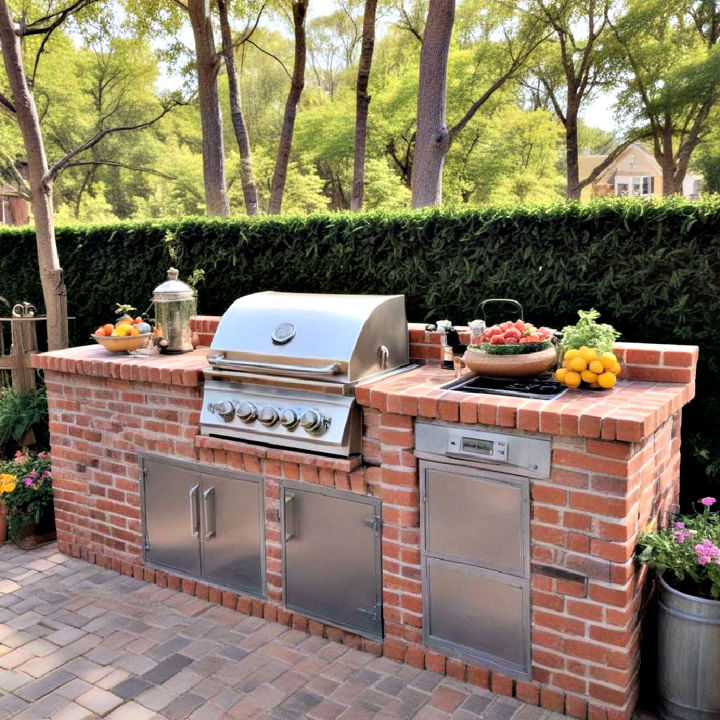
(207, 354, 342, 376)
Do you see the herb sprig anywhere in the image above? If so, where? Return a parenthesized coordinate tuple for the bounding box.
(561, 309, 620, 354)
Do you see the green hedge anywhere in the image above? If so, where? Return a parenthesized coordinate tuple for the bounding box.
(1, 198, 719, 497)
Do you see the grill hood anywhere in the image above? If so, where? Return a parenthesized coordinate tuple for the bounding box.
(208, 292, 409, 384)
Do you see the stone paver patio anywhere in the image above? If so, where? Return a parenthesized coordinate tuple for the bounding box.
(0, 543, 565, 720)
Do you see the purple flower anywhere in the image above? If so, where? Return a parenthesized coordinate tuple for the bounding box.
(23, 478, 33, 487)
(29, 471, 39, 479)
(41, 471, 51, 478)
(695, 540, 720, 565)
(674, 522, 685, 529)
(700, 497, 716, 507)
(674, 529, 691, 543)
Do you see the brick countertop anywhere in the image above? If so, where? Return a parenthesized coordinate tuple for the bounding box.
(31, 344, 209, 386)
(356, 364, 694, 443)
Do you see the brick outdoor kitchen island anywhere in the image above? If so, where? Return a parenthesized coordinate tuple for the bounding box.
(32, 317, 698, 720)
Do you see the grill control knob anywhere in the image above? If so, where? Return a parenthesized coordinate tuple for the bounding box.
(212, 400, 235, 423)
(258, 406, 279, 427)
(235, 401, 258, 423)
(279, 408, 299, 429)
(299, 409, 330, 434)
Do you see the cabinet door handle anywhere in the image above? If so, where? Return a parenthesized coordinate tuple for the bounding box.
(284, 492, 296, 542)
(203, 486, 216, 540)
(189, 484, 200, 537)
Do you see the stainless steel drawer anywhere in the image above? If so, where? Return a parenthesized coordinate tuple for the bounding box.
(424, 557, 530, 677)
(421, 461, 529, 577)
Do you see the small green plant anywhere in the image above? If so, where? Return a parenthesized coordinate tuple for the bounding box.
(0, 386, 48, 448)
(637, 497, 720, 599)
(0, 451, 53, 538)
(561, 309, 621, 353)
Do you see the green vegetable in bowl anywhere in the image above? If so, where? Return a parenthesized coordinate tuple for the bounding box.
(561, 309, 620, 354)
(469, 340, 552, 355)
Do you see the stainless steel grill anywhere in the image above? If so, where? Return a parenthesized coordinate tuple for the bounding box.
(200, 292, 411, 456)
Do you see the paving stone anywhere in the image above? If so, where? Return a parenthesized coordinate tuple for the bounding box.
(141, 652, 193, 684)
(461, 694, 494, 716)
(112, 675, 155, 699)
(16, 668, 75, 701)
(56, 678, 94, 700)
(162, 692, 206, 720)
(49, 701, 96, 720)
(484, 700, 522, 720)
(135, 684, 178, 711)
(163, 669, 203, 694)
(0, 668, 32, 692)
(106, 701, 157, 719)
(0, 693, 28, 715)
(376, 676, 407, 696)
(114, 651, 158, 675)
(148, 635, 192, 660)
(75, 686, 124, 715)
(188, 703, 227, 720)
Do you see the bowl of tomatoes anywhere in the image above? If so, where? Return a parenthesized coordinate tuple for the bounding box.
(91, 315, 154, 353)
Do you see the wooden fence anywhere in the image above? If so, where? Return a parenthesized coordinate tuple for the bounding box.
(0, 302, 41, 392)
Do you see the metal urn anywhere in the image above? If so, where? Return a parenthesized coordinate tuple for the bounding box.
(152, 268, 196, 354)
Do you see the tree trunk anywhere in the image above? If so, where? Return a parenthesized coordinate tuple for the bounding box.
(188, 0, 230, 216)
(350, 0, 378, 211)
(217, 0, 259, 216)
(411, 0, 455, 208)
(565, 100, 581, 200)
(268, 0, 308, 215)
(0, 0, 68, 350)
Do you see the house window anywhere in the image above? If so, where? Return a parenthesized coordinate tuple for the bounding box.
(616, 176, 654, 197)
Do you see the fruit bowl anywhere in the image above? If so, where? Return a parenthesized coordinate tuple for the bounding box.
(463, 345, 558, 377)
(91, 333, 153, 354)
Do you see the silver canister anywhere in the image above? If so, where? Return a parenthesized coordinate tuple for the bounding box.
(152, 268, 196, 353)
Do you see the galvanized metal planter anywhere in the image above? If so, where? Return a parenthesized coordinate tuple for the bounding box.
(657, 574, 720, 720)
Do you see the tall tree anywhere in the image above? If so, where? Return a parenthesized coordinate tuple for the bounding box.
(612, 0, 720, 195)
(531, 0, 632, 199)
(411, 0, 454, 207)
(0, 0, 175, 349)
(185, 0, 230, 216)
(350, 0, 378, 210)
(217, 0, 260, 215)
(268, 0, 309, 214)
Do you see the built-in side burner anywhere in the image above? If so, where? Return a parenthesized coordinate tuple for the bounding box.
(441, 373, 566, 401)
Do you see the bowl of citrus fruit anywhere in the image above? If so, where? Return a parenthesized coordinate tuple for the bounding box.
(92, 313, 154, 353)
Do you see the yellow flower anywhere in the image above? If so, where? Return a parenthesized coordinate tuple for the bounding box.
(0, 474, 17, 494)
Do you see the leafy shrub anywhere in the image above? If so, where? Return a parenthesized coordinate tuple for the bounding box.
(638, 497, 720, 599)
(0, 451, 53, 538)
(0, 386, 49, 451)
(0, 197, 719, 497)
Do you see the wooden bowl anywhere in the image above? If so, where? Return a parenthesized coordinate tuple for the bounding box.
(463, 345, 558, 377)
(91, 333, 152, 353)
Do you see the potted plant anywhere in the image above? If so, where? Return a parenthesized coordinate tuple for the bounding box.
(0, 451, 54, 549)
(637, 497, 720, 720)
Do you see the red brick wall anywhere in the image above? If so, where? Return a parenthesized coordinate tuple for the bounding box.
(45, 360, 682, 720)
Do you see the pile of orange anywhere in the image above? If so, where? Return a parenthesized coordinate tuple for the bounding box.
(555, 346, 621, 389)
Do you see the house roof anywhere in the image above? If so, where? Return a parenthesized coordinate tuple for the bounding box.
(579, 143, 662, 185)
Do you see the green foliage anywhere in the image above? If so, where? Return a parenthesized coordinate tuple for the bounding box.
(1, 198, 720, 496)
(0, 452, 53, 539)
(561, 309, 622, 353)
(637, 498, 720, 599)
(0, 387, 49, 449)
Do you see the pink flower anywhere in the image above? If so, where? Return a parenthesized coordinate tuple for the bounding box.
(695, 540, 720, 565)
(13, 452, 27, 464)
(700, 497, 716, 507)
(674, 522, 685, 529)
(38, 452, 50, 459)
(23, 477, 33, 487)
(674, 529, 691, 544)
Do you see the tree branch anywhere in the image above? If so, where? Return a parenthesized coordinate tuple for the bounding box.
(0, 91, 15, 116)
(43, 102, 179, 184)
(576, 138, 636, 191)
(60, 159, 177, 180)
(245, 38, 291, 77)
(20, 0, 98, 35)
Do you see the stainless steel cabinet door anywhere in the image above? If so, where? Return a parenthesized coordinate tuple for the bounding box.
(425, 557, 529, 675)
(199, 473, 264, 596)
(282, 483, 382, 640)
(422, 462, 528, 576)
(143, 459, 201, 576)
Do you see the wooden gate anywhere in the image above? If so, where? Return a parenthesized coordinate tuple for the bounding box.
(0, 302, 41, 392)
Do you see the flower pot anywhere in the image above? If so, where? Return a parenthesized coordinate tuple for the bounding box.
(657, 574, 720, 720)
(11, 503, 56, 550)
(0, 504, 7, 547)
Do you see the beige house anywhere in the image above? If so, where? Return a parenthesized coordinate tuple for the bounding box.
(578, 143, 702, 201)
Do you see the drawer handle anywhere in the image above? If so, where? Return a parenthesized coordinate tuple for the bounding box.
(189, 484, 200, 537)
(284, 492, 296, 542)
(203, 486, 216, 540)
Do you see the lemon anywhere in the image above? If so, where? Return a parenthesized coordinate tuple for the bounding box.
(589, 360, 604, 375)
(581, 370, 598, 384)
(564, 348, 580, 361)
(555, 368, 568, 382)
(114, 324, 131, 337)
(611, 362, 622, 375)
(568, 357, 587, 372)
(579, 346, 597, 363)
(564, 371, 582, 388)
(600, 352, 617, 370)
(598, 372, 617, 389)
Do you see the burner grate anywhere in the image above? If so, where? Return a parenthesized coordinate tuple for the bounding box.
(443, 373, 566, 400)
